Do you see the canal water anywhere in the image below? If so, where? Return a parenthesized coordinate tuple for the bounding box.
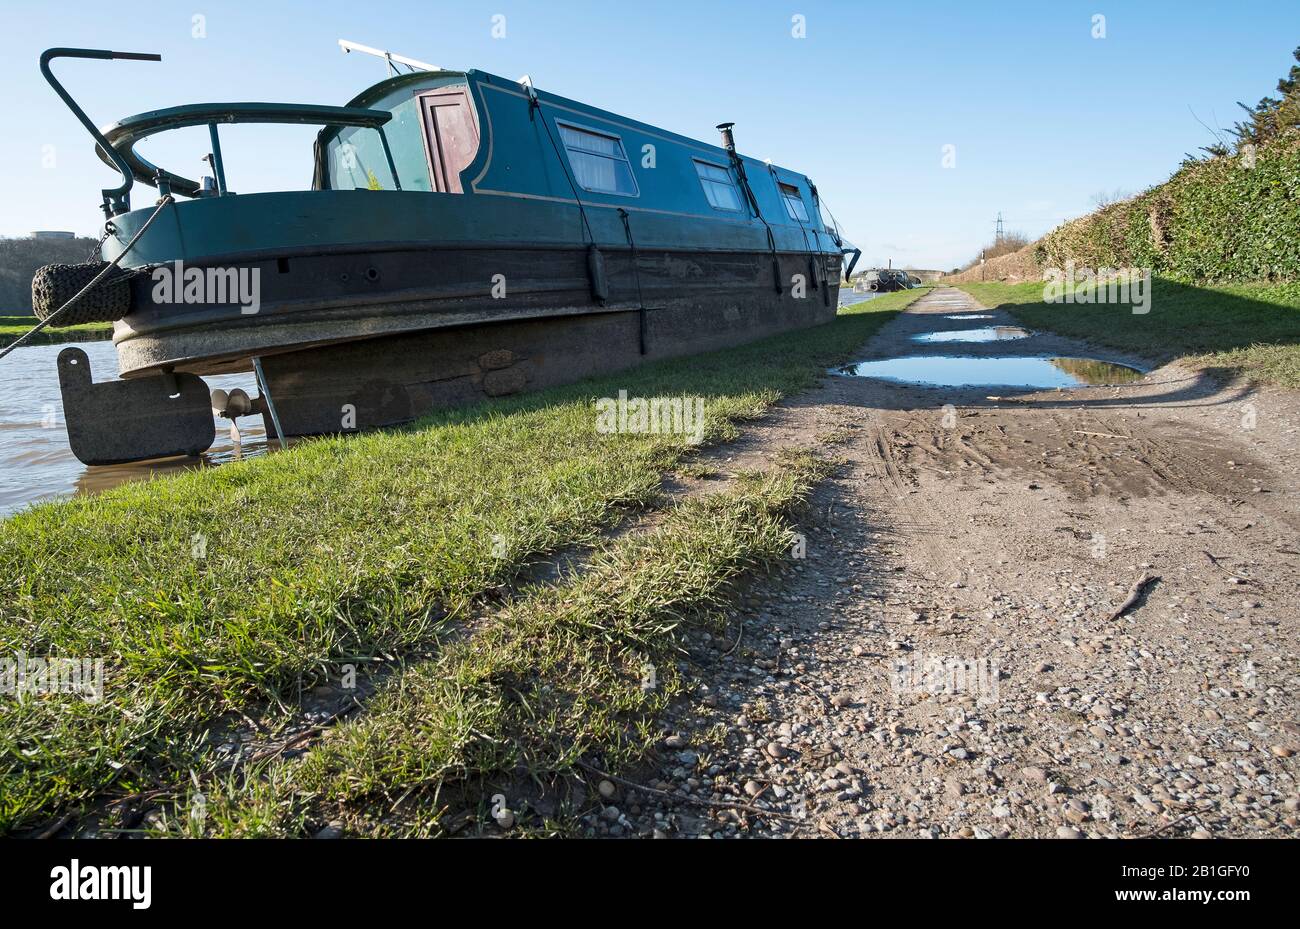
(839, 288, 879, 307)
(0, 340, 265, 518)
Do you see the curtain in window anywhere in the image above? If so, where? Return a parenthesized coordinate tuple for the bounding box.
(560, 125, 620, 157)
(560, 124, 634, 194)
(570, 151, 620, 192)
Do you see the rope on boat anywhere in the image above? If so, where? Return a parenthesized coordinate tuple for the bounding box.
(527, 91, 596, 247)
(769, 163, 827, 305)
(0, 195, 174, 363)
(526, 88, 621, 309)
(721, 146, 782, 294)
(805, 184, 855, 285)
(617, 208, 649, 354)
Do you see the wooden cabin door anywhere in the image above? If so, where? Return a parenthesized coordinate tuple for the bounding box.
(419, 89, 479, 193)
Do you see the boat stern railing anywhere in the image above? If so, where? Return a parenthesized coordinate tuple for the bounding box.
(97, 102, 398, 205)
(41, 46, 398, 218)
(40, 47, 162, 219)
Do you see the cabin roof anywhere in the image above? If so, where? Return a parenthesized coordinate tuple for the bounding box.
(342, 68, 810, 183)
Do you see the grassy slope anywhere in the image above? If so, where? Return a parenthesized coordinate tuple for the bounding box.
(195, 452, 831, 837)
(953, 279, 1300, 388)
(0, 288, 925, 832)
(0, 315, 112, 346)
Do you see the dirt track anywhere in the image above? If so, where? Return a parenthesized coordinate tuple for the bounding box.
(592, 287, 1300, 839)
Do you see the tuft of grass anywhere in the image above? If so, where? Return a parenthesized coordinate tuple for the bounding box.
(953, 279, 1300, 387)
(0, 287, 926, 832)
(168, 450, 834, 837)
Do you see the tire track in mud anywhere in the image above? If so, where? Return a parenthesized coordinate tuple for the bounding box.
(874, 404, 1268, 506)
(859, 416, 973, 591)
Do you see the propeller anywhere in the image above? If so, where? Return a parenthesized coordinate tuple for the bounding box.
(211, 387, 253, 452)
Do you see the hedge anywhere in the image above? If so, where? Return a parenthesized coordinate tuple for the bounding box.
(1037, 130, 1300, 283)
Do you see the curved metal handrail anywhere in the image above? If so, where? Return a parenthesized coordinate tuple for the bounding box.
(96, 102, 394, 197)
(40, 47, 162, 217)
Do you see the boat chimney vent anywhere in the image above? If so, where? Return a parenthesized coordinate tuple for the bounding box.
(716, 122, 736, 154)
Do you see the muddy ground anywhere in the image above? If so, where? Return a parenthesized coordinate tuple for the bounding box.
(585, 287, 1299, 839)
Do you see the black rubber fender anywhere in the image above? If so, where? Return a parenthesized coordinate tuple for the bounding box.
(31, 261, 133, 325)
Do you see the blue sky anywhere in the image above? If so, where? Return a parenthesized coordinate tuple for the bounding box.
(1, 0, 1295, 269)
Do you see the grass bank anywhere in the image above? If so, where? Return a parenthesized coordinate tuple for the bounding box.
(181, 452, 831, 837)
(953, 279, 1300, 387)
(0, 314, 112, 347)
(0, 288, 925, 833)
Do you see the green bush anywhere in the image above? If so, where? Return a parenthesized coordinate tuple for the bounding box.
(1039, 130, 1300, 283)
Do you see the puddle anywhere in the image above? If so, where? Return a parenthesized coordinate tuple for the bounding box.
(914, 326, 1029, 343)
(943, 314, 993, 320)
(832, 355, 1146, 389)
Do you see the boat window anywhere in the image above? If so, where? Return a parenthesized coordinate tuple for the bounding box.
(780, 182, 810, 223)
(694, 160, 743, 212)
(558, 123, 638, 196)
(328, 127, 398, 191)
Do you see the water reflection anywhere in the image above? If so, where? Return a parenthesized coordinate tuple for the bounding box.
(913, 327, 1030, 343)
(832, 355, 1145, 389)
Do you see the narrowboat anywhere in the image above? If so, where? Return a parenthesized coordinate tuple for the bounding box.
(33, 45, 859, 464)
(861, 263, 918, 293)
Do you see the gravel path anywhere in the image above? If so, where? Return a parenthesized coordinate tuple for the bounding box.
(582, 287, 1300, 839)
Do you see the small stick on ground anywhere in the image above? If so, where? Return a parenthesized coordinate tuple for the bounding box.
(1074, 430, 1129, 440)
(1134, 811, 1198, 839)
(1201, 550, 1251, 583)
(723, 618, 744, 657)
(1107, 573, 1158, 621)
(794, 678, 834, 710)
(578, 761, 796, 822)
(34, 813, 73, 840)
(245, 726, 325, 764)
(241, 700, 364, 767)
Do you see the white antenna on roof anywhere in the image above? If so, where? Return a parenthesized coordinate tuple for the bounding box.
(338, 39, 439, 76)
